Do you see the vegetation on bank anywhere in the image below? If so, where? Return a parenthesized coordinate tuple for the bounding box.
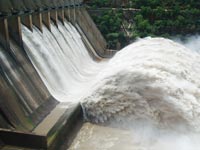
(86, 0, 200, 49)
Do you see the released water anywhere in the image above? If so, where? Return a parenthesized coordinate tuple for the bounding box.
(69, 122, 200, 150)
(75, 37, 200, 150)
(82, 37, 200, 131)
(22, 21, 106, 103)
(22, 20, 200, 149)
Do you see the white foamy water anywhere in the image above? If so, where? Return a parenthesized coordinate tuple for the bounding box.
(22, 20, 106, 102)
(22, 21, 200, 149)
(82, 37, 200, 131)
(23, 22, 200, 130)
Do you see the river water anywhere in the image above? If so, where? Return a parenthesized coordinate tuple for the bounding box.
(22, 20, 106, 103)
(69, 122, 200, 150)
(77, 37, 200, 150)
(82, 37, 200, 131)
(22, 20, 200, 149)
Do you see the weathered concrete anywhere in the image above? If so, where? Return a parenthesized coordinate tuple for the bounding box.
(58, 9, 65, 25)
(72, 8, 76, 23)
(75, 24, 102, 60)
(1, 146, 37, 150)
(21, 15, 33, 31)
(0, 129, 47, 149)
(50, 10, 58, 27)
(66, 8, 75, 24)
(48, 103, 83, 150)
(0, 18, 9, 50)
(8, 16, 23, 47)
(32, 13, 43, 32)
(0, 103, 82, 150)
(76, 8, 108, 57)
(0, 4, 115, 150)
(64, 8, 71, 21)
(42, 12, 51, 31)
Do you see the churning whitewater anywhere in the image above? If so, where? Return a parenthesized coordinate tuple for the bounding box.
(82, 37, 200, 131)
(22, 20, 200, 131)
(22, 21, 106, 102)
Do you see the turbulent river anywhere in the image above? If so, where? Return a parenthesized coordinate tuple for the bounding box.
(74, 37, 200, 150)
(22, 20, 200, 149)
(82, 37, 200, 131)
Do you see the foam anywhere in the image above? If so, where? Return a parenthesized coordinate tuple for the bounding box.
(82, 37, 200, 131)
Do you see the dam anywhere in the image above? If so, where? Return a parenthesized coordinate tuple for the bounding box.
(0, 0, 115, 149)
(1, 0, 200, 150)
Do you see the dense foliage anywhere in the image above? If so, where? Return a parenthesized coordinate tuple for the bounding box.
(91, 9, 128, 49)
(133, 0, 200, 37)
(87, 0, 200, 49)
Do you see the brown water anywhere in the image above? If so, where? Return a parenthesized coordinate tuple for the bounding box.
(69, 122, 200, 150)
(69, 122, 135, 150)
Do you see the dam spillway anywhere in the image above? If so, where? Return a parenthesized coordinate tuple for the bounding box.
(69, 37, 200, 150)
(22, 21, 107, 102)
(0, 0, 115, 149)
(1, 0, 200, 150)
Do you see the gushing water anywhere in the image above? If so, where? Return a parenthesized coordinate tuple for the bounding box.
(82, 37, 200, 131)
(22, 21, 106, 102)
(22, 20, 200, 149)
(76, 37, 200, 150)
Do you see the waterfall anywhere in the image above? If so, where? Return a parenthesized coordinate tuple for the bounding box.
(21, 18, 200, 149)
(23, 20, 200, 131)
(22, 20, 107, 102)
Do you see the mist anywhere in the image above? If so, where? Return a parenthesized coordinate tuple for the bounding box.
(173, 35, 200, 53)
(130, 122, 200, 150)
(82, 37, 200, 150)
(102, 118, 200, 150)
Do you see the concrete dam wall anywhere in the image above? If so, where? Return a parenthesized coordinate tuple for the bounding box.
(0, 0, 115, 149)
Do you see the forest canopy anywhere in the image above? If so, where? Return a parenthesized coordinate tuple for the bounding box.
(87, 0, 200, 49)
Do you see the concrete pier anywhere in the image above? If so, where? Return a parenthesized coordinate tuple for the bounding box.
(0, 18, 10, 50)
(21, 15, 33, 32)
(50, 10, 58, 27)
(58, 9, 65, 25)
(33, 13, 43, 32)
(8, 16, 23, 47)
(42, 12, 51, 31)
(0, 103, 82, 150)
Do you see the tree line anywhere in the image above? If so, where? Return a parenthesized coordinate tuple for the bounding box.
(87, 0, 200, 49)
